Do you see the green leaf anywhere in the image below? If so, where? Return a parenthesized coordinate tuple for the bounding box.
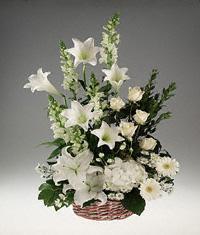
(40, 138, 66, 147)
(38, 181, 61, 207)
(122, 188, 146, 216)
(48, 145, 65, 159)
(78, 79, 86, 90)
(99, 83, 112, 93)
(65, 191, 74, 207)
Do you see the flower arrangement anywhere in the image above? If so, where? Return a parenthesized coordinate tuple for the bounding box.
(24, 14, 179, 219)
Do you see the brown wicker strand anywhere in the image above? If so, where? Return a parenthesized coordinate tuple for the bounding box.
(73, 200, 133, 220)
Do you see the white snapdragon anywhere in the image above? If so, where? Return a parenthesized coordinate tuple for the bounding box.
(139, 137, 157, 151)
(50, 122, 65, 139)
(104, 158, 147, 192)
(68, 38, 99, 67)
(24, 68, 60, 95)
(128, 86, 144, 102)
(119, 121, 138, 140)
(110, 97, 125, 111)
(133, 109, 150, 125)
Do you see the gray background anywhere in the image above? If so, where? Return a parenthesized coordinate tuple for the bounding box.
(0, 0, 200, 234)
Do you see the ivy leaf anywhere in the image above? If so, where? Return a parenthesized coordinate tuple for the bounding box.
(64, 191, 75, 207)
(38, 180, 61, 207)
(122, 188, 146, 216)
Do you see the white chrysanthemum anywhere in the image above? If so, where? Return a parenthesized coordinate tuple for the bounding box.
(102, 64, 130, 90)
(104, 158, 147, 192)
(156, 157, 179, 177)
(140, 178, 161, 201)
(68, 38, 99, 67)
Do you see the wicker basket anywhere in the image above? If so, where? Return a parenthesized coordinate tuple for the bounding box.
(73, 200, 133, 220)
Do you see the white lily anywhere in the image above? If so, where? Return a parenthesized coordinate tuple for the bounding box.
(91, 121, 124, 149)
(68, 38, 100, 67)
(74, 173, 107, 207)
(24, 68, 60, 95)
(61, 101, 96, 131)
(102, 64, 130, 90)
(52, 149, 93, 187)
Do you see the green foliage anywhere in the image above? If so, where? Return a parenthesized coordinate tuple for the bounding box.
(40, 138, 66, 147)
(38, 180, 62, 207)
(48, 144, 66, 160)
(159, 82, 176, 106)
(86, 73, 100, 99)
(64, 190, 75, 207)
(38, 180, 74, 210)
(122, 188, 146, 216)
(139, 70, 176, 135)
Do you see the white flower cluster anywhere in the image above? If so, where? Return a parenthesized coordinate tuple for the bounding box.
(138, 153, 179, 178)
(35, 163, 53, 179)
(99, 14, 120, 67)
(104, 158, 147, 193)
(25, 14, 179, 213)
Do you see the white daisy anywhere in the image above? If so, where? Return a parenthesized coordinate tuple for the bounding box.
(156, 157, 179, 177)
(140, 178, 161, 201)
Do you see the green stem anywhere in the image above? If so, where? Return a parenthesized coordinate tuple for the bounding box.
(83, 64, 86, 86)
(62, 94, 67, 108)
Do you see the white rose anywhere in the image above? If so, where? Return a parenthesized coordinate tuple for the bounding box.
(119, 121, 138, 140)
(110, 97, 125, 111)
(128, 86, 144, 102)
(133, 109, 150, 125)
(139, 137, 157, 151)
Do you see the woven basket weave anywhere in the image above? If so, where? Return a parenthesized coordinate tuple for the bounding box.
(73, 200, 133, 220)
